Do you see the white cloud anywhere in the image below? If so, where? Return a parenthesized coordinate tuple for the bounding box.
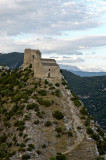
(0, 34, 106, 54)
(0, 0, 105, 36)
(57, 57, 85, 63)
(79, 65, 106, 72)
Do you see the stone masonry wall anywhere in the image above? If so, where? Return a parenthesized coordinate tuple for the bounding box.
(43, 65, 61, 79)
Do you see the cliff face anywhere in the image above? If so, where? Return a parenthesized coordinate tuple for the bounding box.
(0, 67, 105, 160)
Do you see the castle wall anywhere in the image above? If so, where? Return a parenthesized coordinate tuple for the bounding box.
(23, 49, 32, 69)
(33, 59, 44, 78)
(23, 48, 61, 79)
(23, 49, 41, 69)
(43, 65, 61, 79)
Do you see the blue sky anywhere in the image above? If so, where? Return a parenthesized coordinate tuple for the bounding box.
(0, 0, 106, 71)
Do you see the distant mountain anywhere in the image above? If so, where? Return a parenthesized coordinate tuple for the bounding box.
(69, 70, 106, 77)
(59, 64, 81, 71)
(59, 64, 106, 77)
(0, 52, 24, 70)
(62, 69, 106, 131)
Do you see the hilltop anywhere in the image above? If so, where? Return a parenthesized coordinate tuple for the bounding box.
(0, 66, 105, 160)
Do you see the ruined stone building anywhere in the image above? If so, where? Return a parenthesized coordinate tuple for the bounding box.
(23, 49, 61, 79)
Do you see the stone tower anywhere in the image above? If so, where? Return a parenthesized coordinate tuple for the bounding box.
(23, 49, 41, 70)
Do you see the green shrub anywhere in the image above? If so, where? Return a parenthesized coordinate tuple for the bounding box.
(56, 134, 61, 138)
(91, 133, 100, 141)
(62, 79, 67, 86)
(71, 95, 79, 101)
(55, 83, 60, 87)
(67, 130, 73, 137)
(45, 121, 52, 127)
(86, 127, 93, 135)
(65, 87, 69, 90)
(37, 97, 51, 107)
(45, 79, 49, 84)
(34, 83, 38, 89)
(50, 152, 67, 160)
(50, 157, 56, 160)
(0, 143, 8, 158)
(96, 139, 106, 155)
(12, 136, 17, 142)
(34, 120, 39, 124)
(36, 150, 42, 155)
(50, 86, 55, 90)
(84, 118, 90, 126)
(29, 64, 32, 68)
(20, 143, 26, 148)
(19, 132, 23, 137)
(22, 154, 30, 160)
(43, 100, 51, 107)
(55, 127, 62, 133)
(38, 90, 47, 96)
(0, 107, 7, 114)
(26, 103, 39, 111)
(74, 100, 82, 107)
(80, 107, 88, 115)
(53, 111, 64, 120)
(97, 127, 104, 137)
(96, 156, 105, 160)
(17, 125, 25, 131)
(80, 116, 86, 119)
(42, 144, 47, 148)
(55, 89, 61, 97)
(14, 120, 25, 127)
(4, 122, 11, 128)
(24, 115, 30, 121)
(36, 112, 43, 118)
(23, 134, 27, 139)
(0, 134, 8, 144)
(77, 126, 82, 130)
(27, 144, 35, 151)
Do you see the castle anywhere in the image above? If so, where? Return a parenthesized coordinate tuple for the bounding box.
(23, 49, 61, 79)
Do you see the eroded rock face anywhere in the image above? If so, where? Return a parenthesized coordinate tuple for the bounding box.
(0, 69, 104, 160)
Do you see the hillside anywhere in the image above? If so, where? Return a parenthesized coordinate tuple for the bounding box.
(62, 70, 106, 131)
(0, 66, 106, 160)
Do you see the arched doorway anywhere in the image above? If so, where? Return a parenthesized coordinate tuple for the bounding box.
(48, 73, 50, 78)
(48, 69, 50, 78)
